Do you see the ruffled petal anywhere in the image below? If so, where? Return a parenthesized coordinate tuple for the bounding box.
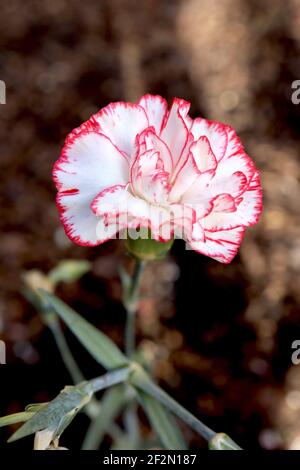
(138, 94, 168, 134)
(136, 127, 173, 173)
(130, 128, 171, 205)
(92, 102, 149, 157)
(157, 203, 196, 241)
(179, 170, 215, 203)
(190, 119, 253, 183)
(91, 184, 154, 223)
(53, 127, 129, 245)
(130, 148, 169, 203)
(201, 171, 262, 231)
(188, 226, 246, 263)
(214, 151, 255, 187)
(91, 183, 173, 241)
(190, 118, 228, 161)
(210, 171, 248, 199)
(169, 134, 217, 202)
(160, 98, 190, 168)
(168, 133, 196, 202)
(191, 221, 205, 242)
(55, 192, 99, 246)
(212, 194, 236, 213)
(190, 136, 217, 172)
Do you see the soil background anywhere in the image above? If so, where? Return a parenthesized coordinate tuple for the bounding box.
(1, 0, 300, 450)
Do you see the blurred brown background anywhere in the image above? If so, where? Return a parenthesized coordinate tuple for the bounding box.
(1, 0, 300, 450)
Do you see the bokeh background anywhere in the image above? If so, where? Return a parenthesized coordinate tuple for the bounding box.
(1, 0, 300, 450)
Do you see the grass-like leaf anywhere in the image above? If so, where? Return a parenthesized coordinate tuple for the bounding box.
(38, 289, 128, 370)
(82, 385, 127, 449)
(138, 391, 187, 450)
(0, 412, 35, 428)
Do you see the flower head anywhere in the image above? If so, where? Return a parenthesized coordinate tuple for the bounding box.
(53, 95, 262, 263)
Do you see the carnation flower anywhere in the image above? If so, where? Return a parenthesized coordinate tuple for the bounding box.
(53, 95, 262, 263)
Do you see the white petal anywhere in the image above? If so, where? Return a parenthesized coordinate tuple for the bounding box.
(179, 170, 215, 203)
(190, 118, 228, 161)
(92, 184, 151, 220)
(215, 152, 254, 186)
(131, 128, 172, 205)
(92, 184, 172, 239)
(191, 221, 205, 242)
(207, 171, 247, 199)
(224, 126, 245, 159)
(54, 131, 129, 194)
(57, 192, 114, 245)
(92, 102, 149, 156)
(138, 94, 168, 134)
(131, 148, 169, 204)
(170, 135, 218, 202)
(54, 129, 129, 245)
(190, 136, 217, 172)
(188, 226, 246, 263)
(140, 127, 173, 173)
(212, 194, 236, 213)
(168, 133, 196, 202)
(160, 98, 190, 168)
(202, 178, 262, 231)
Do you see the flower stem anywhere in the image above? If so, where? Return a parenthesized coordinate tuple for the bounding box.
(122, 258, 145, 447)
(124, 259, 145, 357)
(125, 311, 135, 359)
(47, 313, 100, 419)
(89, 367, 132, 393)
(49, 317, 84, 384)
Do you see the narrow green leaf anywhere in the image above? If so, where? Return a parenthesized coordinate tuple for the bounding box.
(138, 391, 187, 450)
(0, 412, 34, 428)
(38, 290, 128, 370)
(82, 385, 127, 450)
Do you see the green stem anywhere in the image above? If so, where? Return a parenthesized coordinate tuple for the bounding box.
(132, 368, 216, 442)
(124, 259, 145, 358)
(89, 367, 131, 392)
(122, 259, 145, 447)
(125, 311, 135, 359)
(49, 318, 84, 384)
(46, 312, 99, 418)
(81, 386, 127, 450)
(124, 400, 140, 446)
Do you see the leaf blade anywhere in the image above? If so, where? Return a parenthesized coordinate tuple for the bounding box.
(0, 412, 35, 428)
(137, 391, 187, 450)
(82, 385, 127, 450)
(38, 290, 128, 370)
